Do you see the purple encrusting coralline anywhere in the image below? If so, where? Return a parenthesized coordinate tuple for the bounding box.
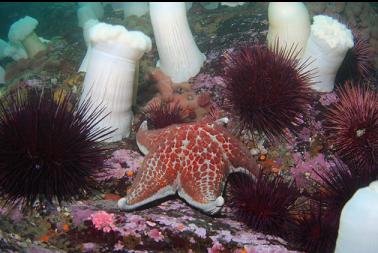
(291, 152, 335, 188)
(96, 149, 144, 181)
(192, 73, 226, 90)
(67, 199, 300, 252)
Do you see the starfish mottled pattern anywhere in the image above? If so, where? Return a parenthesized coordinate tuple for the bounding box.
(118, 118, 257, 215)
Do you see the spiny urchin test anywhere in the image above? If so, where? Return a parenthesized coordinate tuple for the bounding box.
(323, 82, 378, 170)
(335, 29, 375, 85)
(228, 170, 301, 236)
(221, 41, 315, 142)
(143, 100, 188, 129)
(0, 88, 114, 208)
(286, 200, 339, 253)
(289, 158, 376, 253)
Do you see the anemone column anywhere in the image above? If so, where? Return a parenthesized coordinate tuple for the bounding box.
(8, 16, 47, 58)
(79, 22, 152, 142)
(150, 2, 206, 83)
(1, 38, 28, 61)
(267, 2, 310, 58)
(77, 5, 99, 72)
(335, 181, 378, 253)
(123, 2, 149, 18)
(301, 15, 354, 92)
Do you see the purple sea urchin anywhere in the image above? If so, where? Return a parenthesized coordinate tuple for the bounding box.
(310, 159, 374, 222)
(288, 158, 376, 253)
(323, 82, 378, 170)
(335, 30, 375, 85)
(287, 201, 338, 253)
(0, 88, 113, 208)
(221, 41, 314, 142)
(228, 170, 300, 235)
(143, 100, 188, 129)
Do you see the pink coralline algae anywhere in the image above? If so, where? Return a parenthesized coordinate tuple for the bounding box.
(319, 92, 338, 106)
(71, 206, 96, 227)
(0, 207, 23, 222)
(192, 73, 226, 90)
(147, 228, 165, 242)
(115, 214, 148, 238)
(97, 149, 144, 181)
(208, 242, 225, 253)
(188, 223, 207, 238)
(298, 127, 312, 142)
(90, 211, 116, 233)
(113, 241, 124, 251)
(82, 242, 98, 252)
(291, 152, 334, 188)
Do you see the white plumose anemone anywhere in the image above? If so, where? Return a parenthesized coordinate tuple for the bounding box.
(301, 15, 354, 92)
(123, 2, 149, 18)
(150, 2, 205, 83)
(335, 181, 378, 253)
(78, 2, 104, 20)
(8, 16, 47, 58)
(267, 2, 310, 58)
(77, 6, 98, 72)
(77, 5, 97, 28)
(78, 19, 99, 72)
(5, 42, 28, 61)
(79, 22, 151, 142)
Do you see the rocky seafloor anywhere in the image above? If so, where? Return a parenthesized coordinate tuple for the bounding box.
(0, 2, 377, 253)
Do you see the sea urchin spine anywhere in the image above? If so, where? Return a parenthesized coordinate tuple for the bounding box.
(228, 170, 300, 235)
(222, 41, 314, 142)
(335, 30, 375, 85)
(323, 82, 378, 170)
(143, 99, 188, 129)
(0, 88, 114, 209)
(289, 158, 376, 253)
(286, 200, 339, 253)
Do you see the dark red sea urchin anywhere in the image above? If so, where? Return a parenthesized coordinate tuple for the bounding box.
(287, 201, 338, 253)
(323, 82, 378, 170)
(310, 158, 375, 218)
(221, 42, 315, 142)
(143, 100, 188, 129)
(335, 30, 375, 85)
(0, 88, 114, 209)
(228, 170, 301, 235)
(289, 159, 376, 253)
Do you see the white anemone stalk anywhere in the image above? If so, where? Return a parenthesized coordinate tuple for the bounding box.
(8, 16, 47, 58)
(123, 2, 149, 18)
(0, 39, 9, 60)
(79, 22, 152, 142)
(78, 20, 99, 72)
(3, 41, 28, 61)
(301, 15, 354, 92)
(335, 181, 378, 253)
(78, 2, 104, 20)
(150, 2, 205, 83)
(77, 5, 99, 72)
(267, 2, 310, 58)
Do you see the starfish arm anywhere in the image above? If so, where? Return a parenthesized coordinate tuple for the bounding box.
(178, 151, 228, 215)
(118, 151, 177, 211)
(136, 121, 172, 155)
(213, 124, 258, 176)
